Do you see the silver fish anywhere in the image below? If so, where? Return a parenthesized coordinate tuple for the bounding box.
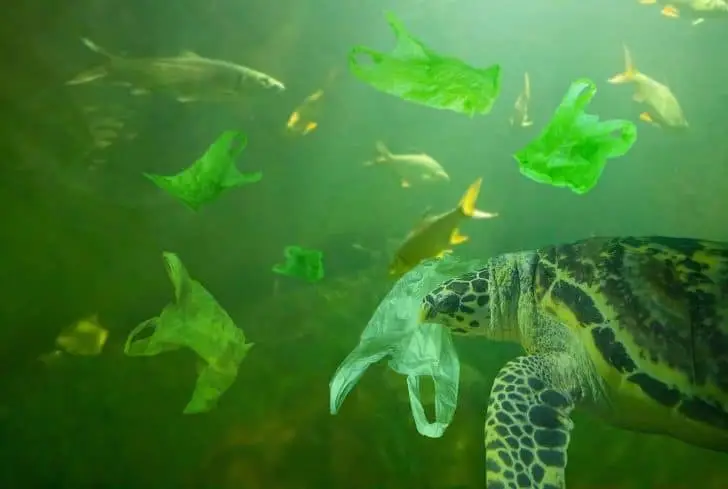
(510, 71, 533, 128)
(67, 38, 285, 102)
(364, 141, 450, 188)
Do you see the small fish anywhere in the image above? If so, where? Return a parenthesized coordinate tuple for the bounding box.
(364, 141, 450, 188)
(607, 44, 688, 129)
(67, 38, 285, 103)
(285, 68, 339, 136)
(389, 178, 498, 277)
(286, 89, 324, 136)
(39, 314, 109, 364)
(510, 72, 533, 128)
(639, 0, 728, 24)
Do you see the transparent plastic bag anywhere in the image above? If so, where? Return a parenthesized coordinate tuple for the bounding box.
(329, 255, 484, 437)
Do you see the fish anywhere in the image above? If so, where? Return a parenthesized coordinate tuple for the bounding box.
(638, 0, 728, 24)
(388, 178, 498, 277)
(510, 72, 534, 128)
(285, 68, 339, 136)
(67, 38, 285, 103)
(607, 44, 688, 129)
(286, 89, 324, 136)
(38, 314, 109, 364)
(364, 141, 450, 188)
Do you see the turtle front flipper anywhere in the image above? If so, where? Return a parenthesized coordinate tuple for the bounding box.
(486, 355, 576, 489)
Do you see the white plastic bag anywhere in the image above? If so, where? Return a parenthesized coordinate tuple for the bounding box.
(329, 256, 484, 437)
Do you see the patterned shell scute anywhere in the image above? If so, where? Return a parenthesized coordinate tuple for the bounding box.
(532, 236, 728, 395)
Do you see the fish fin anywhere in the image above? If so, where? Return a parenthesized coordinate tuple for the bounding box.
(176, 95, 198, 103)
(435, 249, 453, 259)
(401, 179, 411, 188)
(179, 50, 203, 58)
(692, 18, 705, 25)
(81, 38, 114, 58)
(607, 44, 637, 84)
(450, 229, 469, 245)
(458, 178, 498, 220)
(66, 66, 109, 85)
(375, 140, 392, 159)
(521, 117, 534, 127)
(131, 88, 151, 96)
(364, 141, 390, 166)
(458, 178, 498, 219)
(38, 350, 63, 365)
(303, 122, 318, 135)
(458, 177, 482, 216)
(306, 89, 324, 102)
(632, 91, 645, 103)
(639, 112, 660, 126)
(661, 5, 680, 17)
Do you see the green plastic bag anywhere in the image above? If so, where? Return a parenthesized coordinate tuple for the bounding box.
(145, 130, 262, 211)
(124, 252, 253, 414)
(272, 246, 324, 283)
(349, 11, 501, 116)
(514, 78, 637, 194)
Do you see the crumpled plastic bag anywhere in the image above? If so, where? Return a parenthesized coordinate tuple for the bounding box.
(272, 245, 325, 283)
(349, 11, 501, 116)
(330, 255, 485, 438)
(124, 251, 254, 414)
(145, 130, 262, 211)
(514, 78, 637, 194)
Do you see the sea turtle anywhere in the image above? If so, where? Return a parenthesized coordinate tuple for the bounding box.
(419, 236, 728, 489)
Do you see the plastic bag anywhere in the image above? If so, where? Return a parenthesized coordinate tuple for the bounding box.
(514, 78, 637, 194)
(272, 245, 325, 282)
(349, 11, 501, 116)
(329, 255, 484, 437)
(124, 252, 254, 414)
(145, 130, 262, 211)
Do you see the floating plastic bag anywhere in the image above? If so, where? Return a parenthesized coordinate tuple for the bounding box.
(330, 255, 484, 437)
(145, 130, 262, 211)
(272, 245, 325, 283)
(349, 11, 501, 116)
(514, 78, 637, 194)
(124, 251, 254, 414)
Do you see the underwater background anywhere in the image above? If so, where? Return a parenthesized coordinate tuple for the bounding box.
(1, 0, 727, 487)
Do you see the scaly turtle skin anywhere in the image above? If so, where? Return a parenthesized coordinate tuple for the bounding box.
(420, 236, 728, 489)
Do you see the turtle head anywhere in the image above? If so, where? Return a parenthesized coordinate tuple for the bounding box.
(420, 255, 523, 341)
(419, 267, 493, 336)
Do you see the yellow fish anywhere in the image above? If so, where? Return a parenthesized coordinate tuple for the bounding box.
(286, 89, 324, 136)
(638, 0, 728, 24)
(389, 178, 498, 277)
(607, 44, 688, 129)
(510, 72, 534, 128)
(285, 68, 339, 136)
(39, 314, 109, 364)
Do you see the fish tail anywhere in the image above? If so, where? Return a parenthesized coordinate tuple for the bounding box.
(375, 140, 391, 158)
(364, 140, 390, 166)
(66, 38, 115, 86)
(607, 44, 637, 84)
(81, 38, 115, 58)
(459, 178, 498, 219)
